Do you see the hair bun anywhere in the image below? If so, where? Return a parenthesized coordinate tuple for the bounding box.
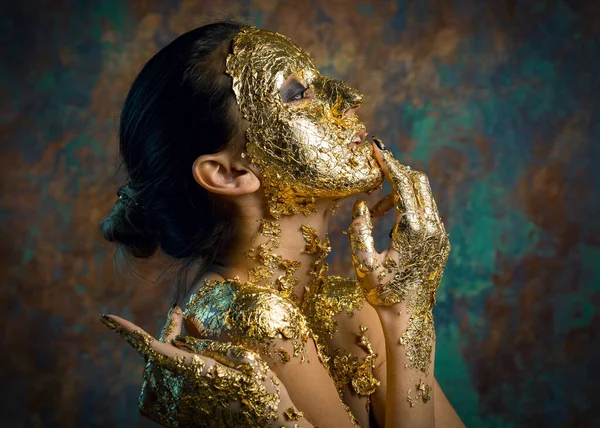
(100, 184, 158, 258)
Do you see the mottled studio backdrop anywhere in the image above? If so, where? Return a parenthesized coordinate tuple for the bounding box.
(1, 0, 599, 426)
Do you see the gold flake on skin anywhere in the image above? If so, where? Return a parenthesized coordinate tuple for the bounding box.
(245, 219, 301, 301)
(226, 26, 383, 218)
(298, 228, 379, 405)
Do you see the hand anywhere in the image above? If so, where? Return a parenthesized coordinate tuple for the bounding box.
(99, 308, 310, 427)
(348, 138, 450, 375)
(348, 138, 451, 309)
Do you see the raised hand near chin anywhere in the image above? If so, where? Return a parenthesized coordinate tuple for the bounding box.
(348, 137, 450, 373)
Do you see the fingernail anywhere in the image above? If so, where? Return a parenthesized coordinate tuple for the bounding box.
(373, 137, 387, 151)
(168, 306, 182, 319)
(99, 314, 122, 334)
(168, 301, 181, 318)
(352, 200, 369, 219)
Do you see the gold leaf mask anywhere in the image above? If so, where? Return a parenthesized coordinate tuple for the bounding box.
(226, 27, 383, 218)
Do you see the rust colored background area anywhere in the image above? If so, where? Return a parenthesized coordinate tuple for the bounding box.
(2, 0, 599, 426)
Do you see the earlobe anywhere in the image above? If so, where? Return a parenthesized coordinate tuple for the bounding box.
(192, 153, 260, 196)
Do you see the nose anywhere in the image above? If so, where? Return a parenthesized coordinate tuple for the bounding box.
(341, 84, 363, 117)
(320, 77, 364, 117)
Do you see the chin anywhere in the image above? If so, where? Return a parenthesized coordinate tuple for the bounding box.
(340, 168, 385, 198)
(359, 166, 385, 191)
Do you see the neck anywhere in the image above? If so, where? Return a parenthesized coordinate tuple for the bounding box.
(209, 200, 335, 304)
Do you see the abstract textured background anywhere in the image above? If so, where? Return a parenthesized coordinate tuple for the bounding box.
(2, 0, 598, 426)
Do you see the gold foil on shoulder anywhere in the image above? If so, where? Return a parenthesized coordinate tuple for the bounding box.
(229, 284, 310, 346)
(183, 279, 310, 359)
(183, 280, 236, 338)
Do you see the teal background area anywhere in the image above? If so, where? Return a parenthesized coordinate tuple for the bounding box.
(1, 0, 599, 426)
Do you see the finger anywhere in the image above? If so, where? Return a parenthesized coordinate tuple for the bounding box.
(371, 193, 394, 218)
(99, 314, 189, 362)
(348, 200, 383, 282)
(410, 170, 441, 235)
(172, 336, 267, 375)
(372, 141, 421, 233)
(158, 305, 183, 343)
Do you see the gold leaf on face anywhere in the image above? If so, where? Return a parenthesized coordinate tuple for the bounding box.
(226, 27, 383, 218)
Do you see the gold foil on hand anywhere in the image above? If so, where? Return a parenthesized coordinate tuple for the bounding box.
(100, 314, 282, 426)
(139, 342, 281, 427)
(347, 144, 449, 397)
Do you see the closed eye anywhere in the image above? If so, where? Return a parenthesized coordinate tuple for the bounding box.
(281, 81, 309, 103)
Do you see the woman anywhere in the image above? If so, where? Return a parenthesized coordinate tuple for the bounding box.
(99, 21, 464, 427)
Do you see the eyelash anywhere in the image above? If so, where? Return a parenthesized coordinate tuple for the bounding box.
(289, 85, 309, 102)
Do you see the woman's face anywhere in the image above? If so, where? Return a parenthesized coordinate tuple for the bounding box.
(226, 27, 383, 218)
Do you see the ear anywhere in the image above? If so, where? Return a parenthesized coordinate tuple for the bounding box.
(192, 151, 260, 196)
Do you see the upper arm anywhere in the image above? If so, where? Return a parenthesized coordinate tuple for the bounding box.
(330, 302, 387, 428)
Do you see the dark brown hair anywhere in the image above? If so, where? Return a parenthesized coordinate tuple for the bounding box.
(100, 21, 245, 288)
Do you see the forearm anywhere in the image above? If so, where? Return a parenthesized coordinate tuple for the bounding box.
(377, 306, 435, 428)
(433, 378, 465, 427)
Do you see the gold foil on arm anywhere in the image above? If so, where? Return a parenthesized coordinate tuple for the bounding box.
(407, 380, 433, 408)
(332, 325, 380, 401)
(304, 275, 364, 346)
(284, 407, 304, 421)
(225, 26, 383, 218)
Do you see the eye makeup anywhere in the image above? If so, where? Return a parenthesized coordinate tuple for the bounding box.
(281, 80, 309, 102)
